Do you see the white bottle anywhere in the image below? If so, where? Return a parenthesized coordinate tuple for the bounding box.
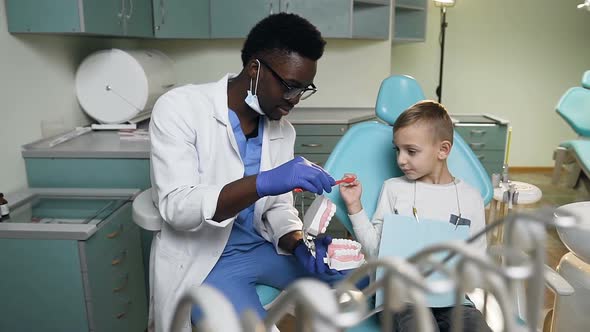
(0, 193, 10, 218)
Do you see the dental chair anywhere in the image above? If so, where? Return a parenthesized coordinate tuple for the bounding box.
(323, 74, 493, 331)
(552, 70, 590, 189)
(131, 188, 282, 326)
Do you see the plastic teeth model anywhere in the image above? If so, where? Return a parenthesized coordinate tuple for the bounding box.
(324, 239, 366, 271)
(303, 195, 337, 237)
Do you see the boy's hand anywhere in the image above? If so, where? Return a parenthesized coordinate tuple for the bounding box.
(338, 173, 363, 215)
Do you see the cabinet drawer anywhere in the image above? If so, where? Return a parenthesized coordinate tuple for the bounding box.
(295, 136, 342, 154)
(297, 153, 330, 166)
(294, 124, 348, 136)
(454, 125, 507, 150)
(470, 150, 505, 164)
(482, 162, 504, 176)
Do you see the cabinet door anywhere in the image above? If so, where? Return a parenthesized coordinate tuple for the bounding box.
(6, 0, 82, 33)
(123, 0, 154, 37)
(210, 0, 280, 38)
(153, 0, 209, 38)
(82, 0, 126, 35)
(281, 0, 351, 38)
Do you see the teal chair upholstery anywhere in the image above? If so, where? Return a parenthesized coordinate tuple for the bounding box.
(323, 75, 493, 331)
(552, 70, 590, 186)
(582, 70, 590, 89)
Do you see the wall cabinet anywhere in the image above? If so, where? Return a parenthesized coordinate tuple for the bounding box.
(6, 0, 391, 39)
(393, 0, 427, 42)
(210, 0, 390, 39)
(152, 0, 210, 38)
(6, 0, 153, 37)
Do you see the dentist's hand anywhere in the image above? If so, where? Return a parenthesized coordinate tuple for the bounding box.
(293, 236, 339, 275)
(256, 156, 336, 197)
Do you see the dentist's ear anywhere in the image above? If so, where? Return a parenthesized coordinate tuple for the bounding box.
(438, 140, 452, 160)
(247, 59, 261, 79)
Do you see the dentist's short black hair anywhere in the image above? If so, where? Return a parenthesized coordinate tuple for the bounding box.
(241, 13, 326, 66)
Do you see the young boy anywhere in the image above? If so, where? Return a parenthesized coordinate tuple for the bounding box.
(339, 100, 491, 332)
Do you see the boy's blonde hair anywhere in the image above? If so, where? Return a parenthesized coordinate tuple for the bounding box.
(393, 100, 454, 144)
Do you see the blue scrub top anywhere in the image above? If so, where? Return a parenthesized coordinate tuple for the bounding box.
(223, 110, 267, 255)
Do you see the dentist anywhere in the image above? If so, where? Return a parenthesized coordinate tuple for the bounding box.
(149, 13, 341, 332)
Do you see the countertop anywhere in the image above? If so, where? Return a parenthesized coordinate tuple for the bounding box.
(22, 107, 376, 159)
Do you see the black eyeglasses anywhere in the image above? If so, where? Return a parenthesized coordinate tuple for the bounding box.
(257, 59, 317, 101)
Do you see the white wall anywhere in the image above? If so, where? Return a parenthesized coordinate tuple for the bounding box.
(140, 38, 392, 108)
(391, 0, 590, 167)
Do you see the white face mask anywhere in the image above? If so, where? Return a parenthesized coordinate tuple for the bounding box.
(245, 59, 265, 116)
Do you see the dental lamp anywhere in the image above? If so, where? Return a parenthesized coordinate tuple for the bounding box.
(433, 0, 456, 103)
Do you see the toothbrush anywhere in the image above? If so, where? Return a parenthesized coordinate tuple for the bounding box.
(293, 176, 356, 193)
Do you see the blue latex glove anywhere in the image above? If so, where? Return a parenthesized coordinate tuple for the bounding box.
(294, 236, 343, 276)
(256, 156, 336, 197)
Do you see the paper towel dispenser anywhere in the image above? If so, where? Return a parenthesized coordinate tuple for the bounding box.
(75, 48, 176, 124)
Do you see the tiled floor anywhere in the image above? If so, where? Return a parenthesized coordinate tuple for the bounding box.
(277, 171, 589, 331)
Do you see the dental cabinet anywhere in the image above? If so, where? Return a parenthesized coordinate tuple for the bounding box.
(451, 114, 509, 177)
(0, 188, 147, 332)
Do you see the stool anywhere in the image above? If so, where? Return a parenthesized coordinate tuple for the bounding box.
(487, 181, 543, 244)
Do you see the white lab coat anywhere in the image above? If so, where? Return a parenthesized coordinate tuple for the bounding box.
(149, 74, 302, 332)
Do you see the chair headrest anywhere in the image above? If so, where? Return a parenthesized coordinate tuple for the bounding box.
(583, 70, 590, 89)
(375, 75, 426, 125)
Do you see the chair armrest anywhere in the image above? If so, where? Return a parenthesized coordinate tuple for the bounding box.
(544, 265, 574, 296)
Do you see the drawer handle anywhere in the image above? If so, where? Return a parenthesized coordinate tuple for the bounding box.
(470, 129, 487, 136)
(112, 250, 128, 266)
(301, 143, 322, 148)
(115, 300, 132, 320)
(476, 155, 486, 161)
(469, 143, 485, 149)
(107, 224, 124, 239)
(113, 273, 129, 293)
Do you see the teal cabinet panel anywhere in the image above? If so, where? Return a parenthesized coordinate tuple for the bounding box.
(283, 0, 351, 38)
(0, 239, 89, 332)
(81, 0, 126, 36)
(123, 0, 155, 37)
(211, 0, 389, 39)
(455, 125, 508, 150)
(6, 0, 82, 33)
(153, 0, 210, 38)
(352, 1, 391, 39)
(6, 0, 153, 36)
(297, 153, 330, 166)
(210, 0, 279, 38)
(294, 136, 343, 154)
(294, 124, 348, 136)
(393, 0, 427, 42)
(452, 115, 508, 177)
(25, 158, 151, 190)
(396, 0, 426, 8)
(84, 204, 147, 332)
